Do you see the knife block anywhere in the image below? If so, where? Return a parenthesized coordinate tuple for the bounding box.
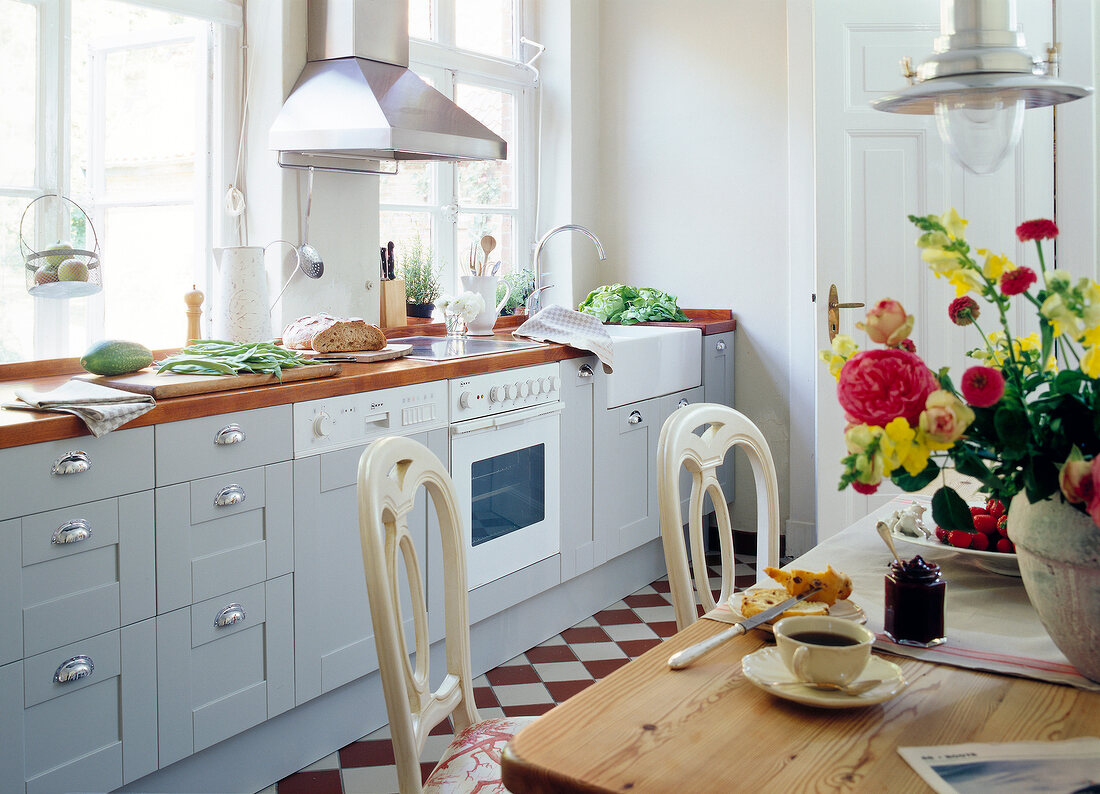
(380, 279, 407, 328)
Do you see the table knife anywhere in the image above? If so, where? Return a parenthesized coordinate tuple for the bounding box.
(667, 586, 823, 670)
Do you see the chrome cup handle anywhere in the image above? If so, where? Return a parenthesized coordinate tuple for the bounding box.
(214, 484, 246, 507)
(628, 411, 643, 425)
(578, 363, 593, 378)
(678, 398, 690, 409)
(213, 423, 245, 445)
(54, 655, 94, 684)
(716, 339, 727, 352)
(52, 451, 90, 475)
(214, 603, 246, 628)
(51, 519, 92, 545)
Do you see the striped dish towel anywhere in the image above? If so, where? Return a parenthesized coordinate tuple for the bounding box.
(5, 379, 155, 437)
(513, 305, 614, 372)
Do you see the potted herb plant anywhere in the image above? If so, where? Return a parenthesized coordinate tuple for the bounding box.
(496, 267, 535, 315)
(399, 237, 443, 318)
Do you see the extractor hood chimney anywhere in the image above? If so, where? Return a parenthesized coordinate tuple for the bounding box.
(270, 0, 507, 173)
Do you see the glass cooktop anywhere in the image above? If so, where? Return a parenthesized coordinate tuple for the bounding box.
(401, 336, 546, 361)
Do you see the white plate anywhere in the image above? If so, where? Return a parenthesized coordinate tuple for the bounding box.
(890, 528, 1020, 576)
(741, 647, 908, 709)
(727, 592, 866, 633)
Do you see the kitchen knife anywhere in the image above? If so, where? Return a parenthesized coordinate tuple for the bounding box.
(380, 247, 388, 280)
(386, 241, 395, 280)
(666, 585, 823, 670)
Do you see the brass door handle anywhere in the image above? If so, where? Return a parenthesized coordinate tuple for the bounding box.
(827, 284, 865, 342)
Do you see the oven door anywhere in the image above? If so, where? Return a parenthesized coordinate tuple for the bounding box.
(450, 402, 562, 589)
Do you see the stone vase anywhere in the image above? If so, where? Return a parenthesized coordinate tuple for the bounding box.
(1008, 493, 1100, 683)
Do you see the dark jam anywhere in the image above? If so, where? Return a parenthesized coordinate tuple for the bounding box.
(884, 555, 946, 647)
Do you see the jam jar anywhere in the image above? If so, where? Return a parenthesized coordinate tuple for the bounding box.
(884, 555, 946, 647)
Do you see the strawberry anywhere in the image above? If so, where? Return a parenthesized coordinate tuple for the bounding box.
(948, 530, 973, 549)
(997, 515, 1010, 537)
(996, 537, 1015, 554)
(969, 505, 989, 517)
(986, 499, 1006, 520)
(973, 514, 996, 534)
(935, 526, 949, 543)
(969, 532, 990, 551)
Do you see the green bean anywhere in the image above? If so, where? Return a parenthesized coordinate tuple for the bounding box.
(156, 338, 308, 379)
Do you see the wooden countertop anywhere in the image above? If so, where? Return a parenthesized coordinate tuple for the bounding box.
(0, 310, 735, 449)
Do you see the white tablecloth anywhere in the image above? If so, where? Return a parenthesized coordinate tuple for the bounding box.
(709, 495, 1099, 691)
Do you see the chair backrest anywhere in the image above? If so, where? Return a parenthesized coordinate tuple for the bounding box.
(357, 436, 480, 794)
(657, 403, 781, 631)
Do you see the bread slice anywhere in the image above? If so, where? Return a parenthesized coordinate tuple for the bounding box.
(740, 588, 829, 623)
(282, 314, 386, 352)
(762, 564, 853, 606)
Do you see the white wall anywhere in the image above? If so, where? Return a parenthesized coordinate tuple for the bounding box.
(582, 0, 793, 533)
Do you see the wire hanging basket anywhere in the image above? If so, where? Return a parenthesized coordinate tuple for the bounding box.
(20, 194, 103, 299)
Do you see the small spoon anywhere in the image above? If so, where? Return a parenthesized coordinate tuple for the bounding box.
(766, 678, 882, 696)
(876, 520, 905, 564)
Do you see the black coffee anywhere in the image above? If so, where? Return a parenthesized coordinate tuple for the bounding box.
(788, 631, 859, 647)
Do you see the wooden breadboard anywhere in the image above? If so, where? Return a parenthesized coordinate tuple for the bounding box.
(74, 362, 342, 398)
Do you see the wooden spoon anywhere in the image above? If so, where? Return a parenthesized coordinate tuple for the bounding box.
(480, 235, 497, 274)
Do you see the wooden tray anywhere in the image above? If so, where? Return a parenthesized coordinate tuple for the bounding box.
(75, 362, 342, 399)
(299, 343, 412, 363)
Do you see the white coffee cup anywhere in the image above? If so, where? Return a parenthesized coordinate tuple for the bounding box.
(773, 615, 874, 686)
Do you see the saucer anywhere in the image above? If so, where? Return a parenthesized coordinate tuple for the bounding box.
(741, 647, 908, 709)
(728, 593, 867, 632)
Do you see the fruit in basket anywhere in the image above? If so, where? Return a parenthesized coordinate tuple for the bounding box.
(57, 258, 89, 282)
(33, 265, 59, 285)
(42, 241, 72, 267)
(80, 340, 153, 376)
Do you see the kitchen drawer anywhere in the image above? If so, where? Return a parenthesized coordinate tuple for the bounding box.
(154, 404, 293, 486)
(0, 494, 155, 665)
(156, 574, 293, 767)
(155, 462, 292, 614)
(0, 427, 153, 521)
(10, 620, 157, 794)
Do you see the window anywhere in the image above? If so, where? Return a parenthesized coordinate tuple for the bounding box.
(0, 0, 238, 362)
(380, 0, 536, 305)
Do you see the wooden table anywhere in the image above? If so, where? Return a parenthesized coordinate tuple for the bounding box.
(502, 618, 1100, 793)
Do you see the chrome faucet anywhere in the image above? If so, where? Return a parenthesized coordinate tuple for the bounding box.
(526, 224, 607, 315)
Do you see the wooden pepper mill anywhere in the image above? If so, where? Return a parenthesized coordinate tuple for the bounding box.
(185, 284, 204, 345)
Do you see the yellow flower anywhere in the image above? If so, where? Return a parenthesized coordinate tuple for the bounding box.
(938, 208, 968, 240)
(977, 249, 1013, 280)
(947, 268, 985, 296)
(916, 231, 951, 250)
(878, 417, 931, 477)
(1016, 333, 1040, 352)
(844, 424, 885, 485)
(921, 247, 963, 270)
(919, 390, 975, 450)
(819, 334, 859, 381)
(1084, 346, 1100, 379)
(1082, 326, 1100, 348)
(832, 334, 858, 357)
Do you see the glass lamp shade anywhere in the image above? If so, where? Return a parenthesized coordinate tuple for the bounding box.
(933, 93, 1026, 175)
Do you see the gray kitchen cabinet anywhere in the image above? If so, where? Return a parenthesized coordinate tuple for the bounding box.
(659, 385, 706, 522)
(157, 574, 293, 767)
(2, 620, 158, 794)
(701, 331, 735, 500)
(559, 357, 597, 582)
(154, 461, 293, 614)
(292, 429, 446, 705)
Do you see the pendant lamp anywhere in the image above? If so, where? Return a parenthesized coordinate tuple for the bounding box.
(871, 0, 1092, 175)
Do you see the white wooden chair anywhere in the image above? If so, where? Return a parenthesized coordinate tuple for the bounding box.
(357, 436, 534, 794)
(657, 403, 781, 631)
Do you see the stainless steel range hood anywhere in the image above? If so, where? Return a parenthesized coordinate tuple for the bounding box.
(270, 0, 507, 172)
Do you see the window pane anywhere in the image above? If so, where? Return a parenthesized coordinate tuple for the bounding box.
(455, 0, 513, 58)
(380, 210, 435, 283)
(0, 197, 35, 362)
(456, 84, 514, 206)
(102, 205, 193, 349)
(0, 1, 38, 186)
(380, 162, 433, 205)
(409, 0, 432, 40)
(458, 212, 512, 275)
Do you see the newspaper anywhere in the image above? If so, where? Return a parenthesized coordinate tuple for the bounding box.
(898, 738, 1100, 794)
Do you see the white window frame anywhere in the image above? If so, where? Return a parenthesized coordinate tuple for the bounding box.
(382, 0, 537, 298)
(5, 0, 239, 360)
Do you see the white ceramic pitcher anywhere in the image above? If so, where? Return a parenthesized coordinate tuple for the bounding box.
(212, 241, 298, 342)
(461, 275, 511, 336)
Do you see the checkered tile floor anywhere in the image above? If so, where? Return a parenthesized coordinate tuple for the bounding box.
(261, 556, 758, 794)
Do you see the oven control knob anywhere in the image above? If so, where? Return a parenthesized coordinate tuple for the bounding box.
(312, 412, 333, 438)
(489, 385, 507, 404)
(528, 379, 541, 395)
(550, 375, 561, 392)
(517, 381, 530, 398)
(507, 383, 519, 400)
(459, 391, 474, 408)
(540, 377, 553, 393)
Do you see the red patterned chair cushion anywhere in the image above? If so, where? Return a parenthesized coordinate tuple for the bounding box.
(423, 715, 537, 793)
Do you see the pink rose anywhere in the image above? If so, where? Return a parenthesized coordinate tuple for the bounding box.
(960, 366, 1005, 407)
(837, 349, 939, 427)
(857, 299, 914, 346)
(919, 390, 975, 445)
(1061, 457, 1095, 505)
(1088, 458, 1100, 527)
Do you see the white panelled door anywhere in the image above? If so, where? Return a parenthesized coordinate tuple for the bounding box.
(813, 2, 1055, 541)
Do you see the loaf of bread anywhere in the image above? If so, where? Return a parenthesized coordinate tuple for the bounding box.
(282, 314, 386, 352)
(740, 588, 829, 622)
(763, 564, 853, 606)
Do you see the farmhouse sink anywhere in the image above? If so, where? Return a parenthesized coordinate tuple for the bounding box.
(604, 325, 702, 408)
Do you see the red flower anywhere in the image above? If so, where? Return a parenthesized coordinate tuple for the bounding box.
(837, 349, 939, 427)
(852, 481, 880, 495)
(896, 338, 916, 353)
(948, 296, 981, 326)
(1000, 266, 1037, 296)
(960, 366, 1005, 407)
(1016, 219, 1059, 242)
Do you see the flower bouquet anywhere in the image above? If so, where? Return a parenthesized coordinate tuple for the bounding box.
(820, 211, 1100, 536)
(438, 291, 486, 336)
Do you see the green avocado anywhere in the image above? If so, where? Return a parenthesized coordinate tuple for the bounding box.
(80, 340, 154, 376)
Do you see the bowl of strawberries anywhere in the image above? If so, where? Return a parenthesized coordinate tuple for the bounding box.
(892, 498, 1020, 577)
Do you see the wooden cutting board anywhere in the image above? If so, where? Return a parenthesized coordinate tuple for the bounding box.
(75, 362, 342, 398)
(299, 343, 413, 363)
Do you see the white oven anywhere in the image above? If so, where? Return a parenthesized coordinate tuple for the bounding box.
(449, 363, 562, 589)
